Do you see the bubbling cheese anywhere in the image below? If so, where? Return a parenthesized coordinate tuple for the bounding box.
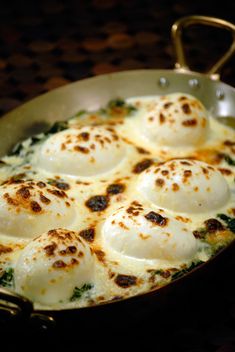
(137, 159, 230, 213)
(102, 202, 198, 261)
(140, 93, 209, 147)
(15, 228, 94, 305)
(37, 126, 126, 176)
(0, 180, 75, 238)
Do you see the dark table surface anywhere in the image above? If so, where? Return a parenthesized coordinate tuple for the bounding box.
(0, 1, 235, 351)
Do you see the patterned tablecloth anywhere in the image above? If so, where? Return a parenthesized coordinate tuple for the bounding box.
(0, 1, 235, 351)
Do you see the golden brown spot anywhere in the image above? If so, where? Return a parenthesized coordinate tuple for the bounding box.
(194, 186, 199, 192)
(47, 189, 67, 198)
(139, 233, 151, 240)
(44, 242, 57, 256)
(163, 102, 173, 109)
(78, 132, 90, 141)
(74, 145, 90, 154)
(114, 274, 137, 288)
(184, 170, 192, 178)
(0, 244, 13, 255)
(182, 103, 191, 114)
(182, 118, 197, 127)
(16, 187, 30, 199)
(37, 182, 46, 188)
(136, 146, 150, 155)
(106, 183, 125, 195)
(218, 168, 232, 176)
(156, 178, 165, 187)
(145, 211, 168, 226)
(175, 215, 190, 223)
(94, 249, 105, 263)
(85, 195, 109, 212)
(202, 167, 209, 175)
(50, 181, 70, 191)
(52, 260, 66, 269)
(172, 183, 179, 191)
(159, 113, 166, 124)
(59, 246, 77, 255)
(132, 159, 153, 174)
(79, 228, 95, 242)
(40, 194, 51, 204)
(30, 201, 42, 213)
(204, 218, 224, 233)
(161, 170, 169, 176)
(179, 96, 187, 102)
(118, 222, 129, 230)
(180, 161, 192, 166)
(61, 143, 66, 151)
(223, 140, 235, 147)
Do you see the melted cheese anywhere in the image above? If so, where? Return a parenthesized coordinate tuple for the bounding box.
(102, 203, 198, 261)
(15, 229, 94, 304)
(137, 159, 230, 213)
(0, 181, 76, 238)
(36, 126, 126, 176)
(0, 92, 234, 310)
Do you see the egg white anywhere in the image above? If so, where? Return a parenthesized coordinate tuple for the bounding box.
(0, 93, 234, 309)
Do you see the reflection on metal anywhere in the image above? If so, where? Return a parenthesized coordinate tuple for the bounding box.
(216, 89, 225, 100)
(188, 78, 200, 89)
(158, 77, 169, 88)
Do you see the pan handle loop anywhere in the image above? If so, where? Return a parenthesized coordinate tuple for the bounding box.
(171, 15, 235, 80)
(0, 287, 55, 329)
(0, 286, 33, 319)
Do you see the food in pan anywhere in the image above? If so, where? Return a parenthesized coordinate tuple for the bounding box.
(0, 93, 234, 309)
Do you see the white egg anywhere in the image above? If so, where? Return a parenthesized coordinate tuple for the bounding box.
(137, 159, 230, 213)
(102, 202, 197, 261)
(140, 93, 209, 147)
(37, 126, 126, 176)
(15, 228, 94, 305)
(0, 180, 75, 238)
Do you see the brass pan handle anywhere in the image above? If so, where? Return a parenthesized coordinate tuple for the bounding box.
(171, 15, 235, 80)
(0, 287, 55, 329)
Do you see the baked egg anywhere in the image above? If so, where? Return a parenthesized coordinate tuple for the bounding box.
(0, 94, 234, 309)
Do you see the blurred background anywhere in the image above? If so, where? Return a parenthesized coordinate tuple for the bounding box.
(0, 0, 235, 116)
(1, 1, 235, 351)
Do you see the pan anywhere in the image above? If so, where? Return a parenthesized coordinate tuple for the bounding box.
(0, 15, 235, 332)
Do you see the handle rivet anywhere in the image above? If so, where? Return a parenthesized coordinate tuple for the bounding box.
(188, 78, 200, 89)
(158, 77, 169, 88)
(216, 89, 225, 100)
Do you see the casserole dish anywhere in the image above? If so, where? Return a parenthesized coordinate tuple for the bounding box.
(0, 15, 235, 331)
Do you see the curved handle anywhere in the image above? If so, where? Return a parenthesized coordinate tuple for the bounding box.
(0, 287, 55, 329)
(171, 15, 235, 80)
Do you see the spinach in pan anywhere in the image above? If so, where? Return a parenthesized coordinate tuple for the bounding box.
(70, 283, 93, 302)
(0, 267, 14, 288)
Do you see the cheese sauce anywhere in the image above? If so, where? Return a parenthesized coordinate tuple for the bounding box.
(0, 93, 234, 310)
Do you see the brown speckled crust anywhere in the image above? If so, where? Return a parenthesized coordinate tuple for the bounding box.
(79, 228, 95, 243)
(114, 274, 137, 288)
(132, 159, 153, 174)
(145, 211, 168, 226)
(93, 248, 106, 263)
(106, 183, 125, 195)
(0, 244, 13, 255)
(204, 219, 224, 233)
(0, 180, 72, 216)
(85, 195, 109, 212)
